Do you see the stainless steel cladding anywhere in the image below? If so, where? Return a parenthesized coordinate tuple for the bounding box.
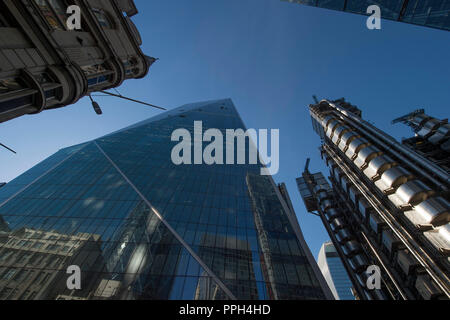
(374, 166, 413, 194)
(363, 155, 396, 181)
(305, 99, 450, 300)
(354, 146, 383, 169)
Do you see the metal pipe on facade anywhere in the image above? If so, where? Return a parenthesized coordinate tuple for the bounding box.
(325, 101, 449, 190)
(323, 144, 450, 297)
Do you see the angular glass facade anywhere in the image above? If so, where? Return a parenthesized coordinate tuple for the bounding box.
(0, 99, 330, 300)
(318, 242, 354, 300)
(282, 0, 450, 31)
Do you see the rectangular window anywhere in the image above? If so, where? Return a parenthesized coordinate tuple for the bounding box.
(0, 287, 12, 299)
(45, 89, 57, 99)
(0, 250, 13, 261)
(18, 290, 31, 300)
(47, 0, 68, 25)
(16, 253, 33, 264)
(33, 0, 68, 30)
(33, 0, 64, 30)
(2, 268, 17, 280)
(82, 64, 113, 88)
(32, 242, 44, 249)
(28, 291, 37, 300)
(12, 269, 28, 282)
(0, 78, 36, 114)
(47, 244, 61, 251)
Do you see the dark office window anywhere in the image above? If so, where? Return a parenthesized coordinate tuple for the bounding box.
(346, 0, 405, 20)
(44, 89, 55, 99)
(0, 95, 34, 114)
(297, 0, 318, 5)
(12, 270, 28, 282)
(317, 0, 345, 10)
(122, 58, 139, 76)
(33, 0, 64, 30)
(87, 77, 98, 86)
(403, 0, 450, 30)
(0, 250, 13, 262)
(82, 63, 113, 87)
(18, 290, 31, 300)
(1, 269, 17, 281)
(27, 291, 37, 300)
(34, 72, 62, 101)
(0, 287, 12, 299)
(33, 0, 70, 30)
(87, 75, 111, 87)
(16, 253, 33, 264)
(47, 0, 68, 24)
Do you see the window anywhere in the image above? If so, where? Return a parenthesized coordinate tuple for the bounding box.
(81, 64, 113, 88)
(35, 72, 62, 100)
(17, 240, 28, 247)
(92, 8, 114, 29)
(0, 287, 12, 299)
(45, 89, 57, 99)
(0, 250, 13, 262)
(47, 244, 61, 251)
(28, 254, 43, 266)
(33, 0, 64, 30)
(87, 74, 112, 87)
(24, 231, 34, 238)
(33, 0, 68, 30)
(34, 271, 51, 285)
(28, 291, 37, 300)
(16, 253, 33, 264)
(18, 290, 31, 300)
(51, 257, 62, 268)
(47, 0, 68, 24)
(0, 95, 34, 114)
(12, 269, 28, 282)
(1, 268, 17, 280)
(122, 58, 138, 76)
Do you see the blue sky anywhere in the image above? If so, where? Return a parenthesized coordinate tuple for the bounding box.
(0, 0, 449, 257)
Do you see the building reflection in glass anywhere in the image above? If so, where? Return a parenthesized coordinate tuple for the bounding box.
(0, 99, 330, 300)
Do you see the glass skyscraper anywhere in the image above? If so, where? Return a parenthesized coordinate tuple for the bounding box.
(317, 242, 354, 300)
(282, 0, 450, 31)
(0, 99, 332, 300)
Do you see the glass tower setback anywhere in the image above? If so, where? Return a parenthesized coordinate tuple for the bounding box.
(282, 0, 450, 31)
(0, 99, 331, 300)
(318, 242, 354, 300)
